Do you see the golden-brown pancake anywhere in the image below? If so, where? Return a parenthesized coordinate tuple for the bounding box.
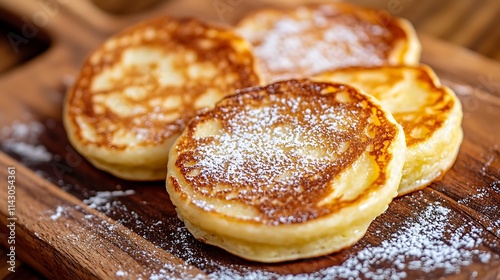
(166, 80, 406, 262)
(236, 3, 421, 82)
(313, 65, 463, 195)
(63, 17, 261, 180)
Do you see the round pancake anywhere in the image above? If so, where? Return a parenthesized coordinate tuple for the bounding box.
(166, 80, 406, 262)
(236, 3, 421, 83)
(63, 17, 261, 180)
(313, 65, 463, 196)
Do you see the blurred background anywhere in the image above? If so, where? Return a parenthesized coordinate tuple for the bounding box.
(0, 0, 499, 74)
(351, 0, 500, 61)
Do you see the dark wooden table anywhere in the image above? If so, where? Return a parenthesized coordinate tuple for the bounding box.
(0, 0, 499, 279)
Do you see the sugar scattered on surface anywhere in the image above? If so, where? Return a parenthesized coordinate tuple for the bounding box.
(457, 183, 500, 235)
(481, 153, 496, 176)
(1, 120, 43, 140)
(450, 83, 473, 96)
(115, 270, 127, 277)
(304, 202, 493, 279)
(83, 190, 136, 210)
(2, 142, 52, 162)
(1, 121, 52, 162)
(144, 202, 496, 280)
(41, 194, 498, 279)
(50, 206, 64, 220)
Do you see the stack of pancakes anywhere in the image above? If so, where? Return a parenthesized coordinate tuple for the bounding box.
(64, 3, 463, 263)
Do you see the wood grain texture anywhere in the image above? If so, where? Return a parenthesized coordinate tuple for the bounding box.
(0, 0, 499, 279)
(346, 0, 500, 62)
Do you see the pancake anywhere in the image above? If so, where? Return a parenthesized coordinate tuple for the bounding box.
(236, 3, 421, 83)
(166, 80, 406, 262)
(313, 65, 463, 196)
(63, 17, 261, 180)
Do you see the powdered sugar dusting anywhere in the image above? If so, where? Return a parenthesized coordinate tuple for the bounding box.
(203, 202, 495, 279)
(42, 190, 497, 279)
(115, 270, 127, 277)
(194, 96, 352, 186)
(480, 145, 498, 176)
(457, 183, 500, 236)
(83, 190, 136, 210)
(50, 205, 64, 220)
(129, 199, 497, 279)
(1, 121, 52, 162)
(307, 202, 493, 279)
(241, 5, 390, 81)
(44, 209, 203, 280)
(184, 90, 366, 224)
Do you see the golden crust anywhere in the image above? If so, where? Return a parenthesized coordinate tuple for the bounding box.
(167, 80, 406, 262)
(313, 65, 463, 195)
(236, 2, 421, 83)
(63, 16, 261, 180)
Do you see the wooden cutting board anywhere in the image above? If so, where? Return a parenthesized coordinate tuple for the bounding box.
(0, 0, 499, 279)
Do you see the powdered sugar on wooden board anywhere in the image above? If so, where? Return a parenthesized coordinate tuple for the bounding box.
(46, 188, 137, 223)
(10, 114, 498, 279)
(50, 206, 64, 220)
(457, 181, 500, 236)
(42, 201, 204, 280)
(83, 190, 136, 210)
(202, 201, 497, 279)
(311, 202, 492, 280)
(88, 195, 500, 279)
(42, 186, 499, 280)
(1, 121, 53, 163)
